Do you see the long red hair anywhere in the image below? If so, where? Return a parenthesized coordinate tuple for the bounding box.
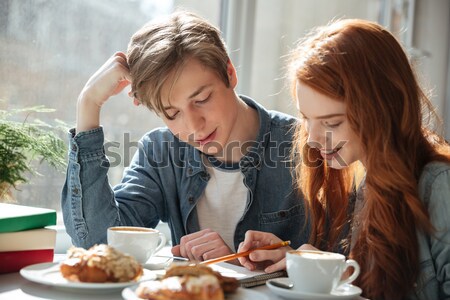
(290, 19, 450, 299)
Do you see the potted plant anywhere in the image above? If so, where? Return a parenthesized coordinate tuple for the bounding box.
(0, 104, 67, 202)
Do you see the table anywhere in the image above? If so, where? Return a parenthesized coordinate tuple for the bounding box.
(0, 272, 273, 300)
(0, 252, 367, 300)
(0, 254, 274, 300)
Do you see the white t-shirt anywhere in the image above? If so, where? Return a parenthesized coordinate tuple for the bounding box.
(196, 157, 248, 251)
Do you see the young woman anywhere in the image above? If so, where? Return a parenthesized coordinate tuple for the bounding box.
(61, 11, 309, 262)
(238, 19, 450, 299)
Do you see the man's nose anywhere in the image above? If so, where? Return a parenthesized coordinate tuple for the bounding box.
(184, 109, 204, 133)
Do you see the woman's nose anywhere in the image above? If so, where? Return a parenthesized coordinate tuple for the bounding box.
(306, 122, 325, 149)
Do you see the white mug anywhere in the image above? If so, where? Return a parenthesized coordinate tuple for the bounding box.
(107, 226, 166, 264)
(286, 250, 360, 294)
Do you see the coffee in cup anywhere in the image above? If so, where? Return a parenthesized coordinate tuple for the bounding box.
(286, 250, 360, 294)
(107, 226, 166, 264)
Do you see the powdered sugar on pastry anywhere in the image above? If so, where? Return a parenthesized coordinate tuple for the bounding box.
(60, 244, 143, 283)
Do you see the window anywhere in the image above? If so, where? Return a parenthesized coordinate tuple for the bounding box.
(2, 0, 448, 221)
(0, 0, 221, 222)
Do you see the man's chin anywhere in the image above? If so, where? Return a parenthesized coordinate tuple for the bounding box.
(191, 142, 223, 155)
(200, 145, 221, 155)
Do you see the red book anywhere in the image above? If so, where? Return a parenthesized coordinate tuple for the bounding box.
(0, 249, 54, 273)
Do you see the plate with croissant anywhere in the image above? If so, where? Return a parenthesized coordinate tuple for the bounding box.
(20, 244, 156, 291)
(122, 264, 270, 300)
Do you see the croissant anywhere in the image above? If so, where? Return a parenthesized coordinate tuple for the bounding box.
(60, 244, 143, 283)
(164, 264, 239, 293)
(135, 264, 239, 300)
(136, 274, 224, 300)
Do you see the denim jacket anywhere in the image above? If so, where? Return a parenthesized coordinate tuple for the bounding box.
(409, 161, 450, 300)
(347, 162, 450, 299)
(62, 95, 310, 251)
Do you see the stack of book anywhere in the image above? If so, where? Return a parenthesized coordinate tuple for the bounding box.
(0, 203, 57, 273)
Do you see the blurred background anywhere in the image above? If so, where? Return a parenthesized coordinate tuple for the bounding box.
(1, 0, 449, 223)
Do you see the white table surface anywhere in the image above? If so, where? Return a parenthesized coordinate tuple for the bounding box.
(0, 252, 275, 300)
(0, 250, 367, 300)
(0, 271, 273, 300)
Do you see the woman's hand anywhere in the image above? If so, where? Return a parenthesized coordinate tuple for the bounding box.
(76, 52, 136, 133)
(237, 230, 293, 273)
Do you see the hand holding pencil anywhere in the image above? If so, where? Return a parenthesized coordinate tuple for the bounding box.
(235, 231, 294, 273)
(200, 240, 291, 265)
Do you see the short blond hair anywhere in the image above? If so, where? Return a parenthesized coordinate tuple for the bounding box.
(127, 11, 230, 118)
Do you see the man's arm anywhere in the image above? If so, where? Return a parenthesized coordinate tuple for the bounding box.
(76, 52, 132, 134)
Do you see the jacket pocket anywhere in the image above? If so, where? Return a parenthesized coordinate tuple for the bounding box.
(260, 204, 304, 224)
(259, 204, 308, 247)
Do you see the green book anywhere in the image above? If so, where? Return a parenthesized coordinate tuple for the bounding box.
(0, 203, 56, 233)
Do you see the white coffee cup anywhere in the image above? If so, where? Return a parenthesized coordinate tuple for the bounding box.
(107, 226, 166, 264)
(286, 250, 360, 294)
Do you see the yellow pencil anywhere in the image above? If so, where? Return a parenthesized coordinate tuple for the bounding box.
(200, 240, 291, 265)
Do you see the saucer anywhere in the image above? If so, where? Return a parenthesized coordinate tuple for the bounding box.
(143, 256, 173, 270)
(266, 277, 362, 300)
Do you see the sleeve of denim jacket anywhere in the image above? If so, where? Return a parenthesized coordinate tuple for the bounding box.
(427, 166, 450, 298)
(61, 127, 164, 249)
(112, 131, 173, 233)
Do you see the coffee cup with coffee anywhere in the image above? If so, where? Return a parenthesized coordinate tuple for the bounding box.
(107, 226, 167, 264)
(286, 250, 360, 294)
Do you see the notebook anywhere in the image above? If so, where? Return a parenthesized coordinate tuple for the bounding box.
(211, 262, 287, 288)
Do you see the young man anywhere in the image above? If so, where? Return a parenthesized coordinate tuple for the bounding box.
(62, 11, 308, 261)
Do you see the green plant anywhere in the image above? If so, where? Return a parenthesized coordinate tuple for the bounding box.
(0, 105, 67, 200)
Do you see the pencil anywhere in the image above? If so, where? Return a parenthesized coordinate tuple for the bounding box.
(199, 240, 291, 265)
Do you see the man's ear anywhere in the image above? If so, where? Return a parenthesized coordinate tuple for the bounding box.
(227, 60, 238, 88)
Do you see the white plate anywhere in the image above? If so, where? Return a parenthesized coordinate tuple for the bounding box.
(20, 262, 156, 292)
(267, 277, 362, 300)
(122, 283, 270, 300)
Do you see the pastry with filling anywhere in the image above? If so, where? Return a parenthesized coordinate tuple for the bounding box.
(60, 244, 143, 283)
(164, 264, 239, 293)
(136, 274, 224, 300)
(135, 264, 239, 300)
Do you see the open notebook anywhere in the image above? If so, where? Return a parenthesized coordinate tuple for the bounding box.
(210, 262, 286, 288)
(144, 251, 286, 288)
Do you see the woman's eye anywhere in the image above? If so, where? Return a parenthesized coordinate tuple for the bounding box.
(325, 121, 342, 128)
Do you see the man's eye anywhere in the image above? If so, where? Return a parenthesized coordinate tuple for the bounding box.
(196, 94, 211, 104)
(167, 111, 179, 120)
